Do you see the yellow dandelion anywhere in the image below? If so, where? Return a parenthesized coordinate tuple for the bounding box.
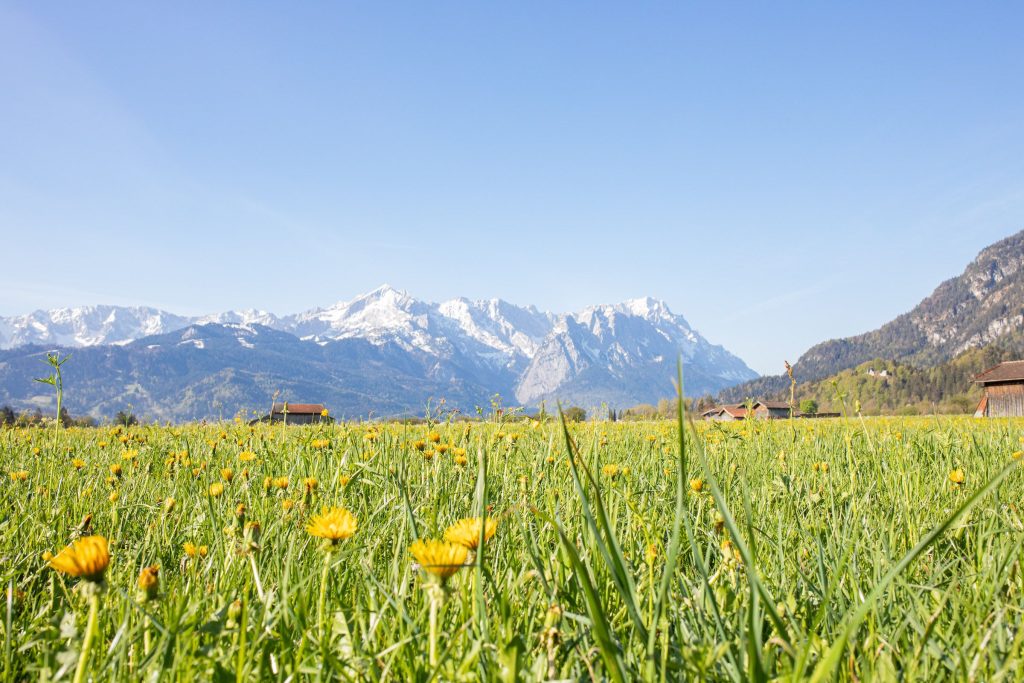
(949, 469, 965, 485)
(444, 517, 498, 550)
(209, 482, 225, 497)
(239, 451, 256, 462)
(71, 458, 86, 470)
(409, 539, 467, 580)
(689, 478, 704, 493)
(48, 536, 110, 583)
(306, 507, 358, 544)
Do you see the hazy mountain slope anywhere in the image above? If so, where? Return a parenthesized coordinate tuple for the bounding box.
(0, 324, 506, 421)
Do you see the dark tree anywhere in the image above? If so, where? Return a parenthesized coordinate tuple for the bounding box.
(0, 405, 15, 426)
(115, 410, 139, 427)
(563, 406, 586, 422)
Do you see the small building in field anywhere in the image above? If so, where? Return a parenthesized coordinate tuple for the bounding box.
(750, 400, 793, 419)
(703, 404, 749, 421)
(703, 401, 794, 420)
(973, 361, 1024, 417)
(252, 402, 330, 425)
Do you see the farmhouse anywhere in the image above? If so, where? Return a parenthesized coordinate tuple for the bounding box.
(973, 361, 1024, 417)
(254, 402, 330, 425)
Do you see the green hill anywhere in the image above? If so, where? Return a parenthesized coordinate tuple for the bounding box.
(782, 331, 1024, 415)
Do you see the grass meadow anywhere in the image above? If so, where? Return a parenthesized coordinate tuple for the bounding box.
(2, 410, 1024, 681)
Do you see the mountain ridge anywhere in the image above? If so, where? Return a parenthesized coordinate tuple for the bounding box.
(0, 288, 757, 420)
(719, 228, 1024, 402)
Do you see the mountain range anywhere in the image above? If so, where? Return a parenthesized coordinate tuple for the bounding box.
(719, 228, 1024, 403)
(0, 286, 757, 421)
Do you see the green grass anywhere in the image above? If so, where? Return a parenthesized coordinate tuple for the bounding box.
(2, 412, 1024, 681)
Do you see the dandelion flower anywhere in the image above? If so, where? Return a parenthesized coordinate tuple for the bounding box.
(444, 517, 498, 550)
(137, 565, 159, 601)
(689, 478, 704, 493)
(183, 542, 207, 558)
(49, 536, 110, 583)
(949, 469, 965, 485)
(209, 483, 225, 497)
(602, 464, 620, 478)
(306, 507, 358, 544)
(410, 539, 467, 580)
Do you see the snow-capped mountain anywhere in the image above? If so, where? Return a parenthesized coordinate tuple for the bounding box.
(516, 298, 757, 405)
(0, 305, 193, 349)
(0, 287, 757, 418)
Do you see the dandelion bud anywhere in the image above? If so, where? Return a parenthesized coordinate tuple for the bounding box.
(137, 565, 159, 602)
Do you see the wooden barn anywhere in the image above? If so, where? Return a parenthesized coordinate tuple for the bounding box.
(973, 361, 1024, 417)
(252, 402, 330, 425)
(750, 400, 792, 419)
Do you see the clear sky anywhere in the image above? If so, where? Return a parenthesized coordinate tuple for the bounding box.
(2, 3, 1023, 374)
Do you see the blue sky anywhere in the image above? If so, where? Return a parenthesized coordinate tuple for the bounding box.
(2, 3, 1023, 374)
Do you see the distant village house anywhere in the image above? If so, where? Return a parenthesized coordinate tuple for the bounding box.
(702, 401, 793, 421)
(973, 361, 1024, 417)
(701, 400, 839, 421)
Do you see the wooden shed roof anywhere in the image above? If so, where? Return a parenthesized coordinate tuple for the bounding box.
(973, 361, 1024, 385)
(271, 402, 326, 414)
(752, 400, 790, 410)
